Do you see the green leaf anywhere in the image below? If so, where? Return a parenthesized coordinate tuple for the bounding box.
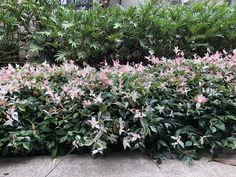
(62, 21, 74, 29)
(73, 113, 79, 119)
(52, 149, 58, 157)
(90, 43, 100, 50)
(210, 125, 217, 133)
(23, 143, 30, 150)
(69, 39, 77, 48)
(179, 141, 185, 148)
(59, 136, 67, 143)
(114, 22, 122, 29)
(214, 122, 225, 131)
(29, 44, 43, 53)
(198, 119, 205, 128)
(77, 51, 87, 60)
(140, 118, 151, 136)
(36, 31, 51, 36)
(113, 102, 127, 108)
(99, 104, 109, 113)
(225, 115, 236, 121)
(150, 126, 157, 133)
(18, 104, 26, 112)
(159, 140, 168, 147)
(185, 141, 193, 147)
(55, 50, 70, 61)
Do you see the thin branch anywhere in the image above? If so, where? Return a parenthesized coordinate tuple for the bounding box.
(44, 146, 77, 177)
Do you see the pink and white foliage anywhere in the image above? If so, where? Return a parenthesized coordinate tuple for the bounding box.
(82, 100, 91, 108)
(89, 116, 100, 129)
(4, 107, 18, 126)
(194, 94, 208, 104)
(1, 49, 236, 154)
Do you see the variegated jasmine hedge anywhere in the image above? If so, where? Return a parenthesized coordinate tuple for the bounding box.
(0, 50, 236, 161)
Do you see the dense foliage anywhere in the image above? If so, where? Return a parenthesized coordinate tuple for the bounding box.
(0, 0, 59, 63)
(1, 0, 236, 65)
(0, 50, 235, 161)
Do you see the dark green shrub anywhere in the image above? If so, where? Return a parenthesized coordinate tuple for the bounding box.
(0, 51, 235, 161)
(0, 0, 22, 62)
(0, 0, 61, 64)
(1, 0, 236, 65)
(29, 1, 236, 65)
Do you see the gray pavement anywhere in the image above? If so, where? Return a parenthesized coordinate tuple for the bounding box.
(0, 152, 235, 177)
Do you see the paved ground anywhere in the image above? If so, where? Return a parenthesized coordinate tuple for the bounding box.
(0, 152, 235, 177)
